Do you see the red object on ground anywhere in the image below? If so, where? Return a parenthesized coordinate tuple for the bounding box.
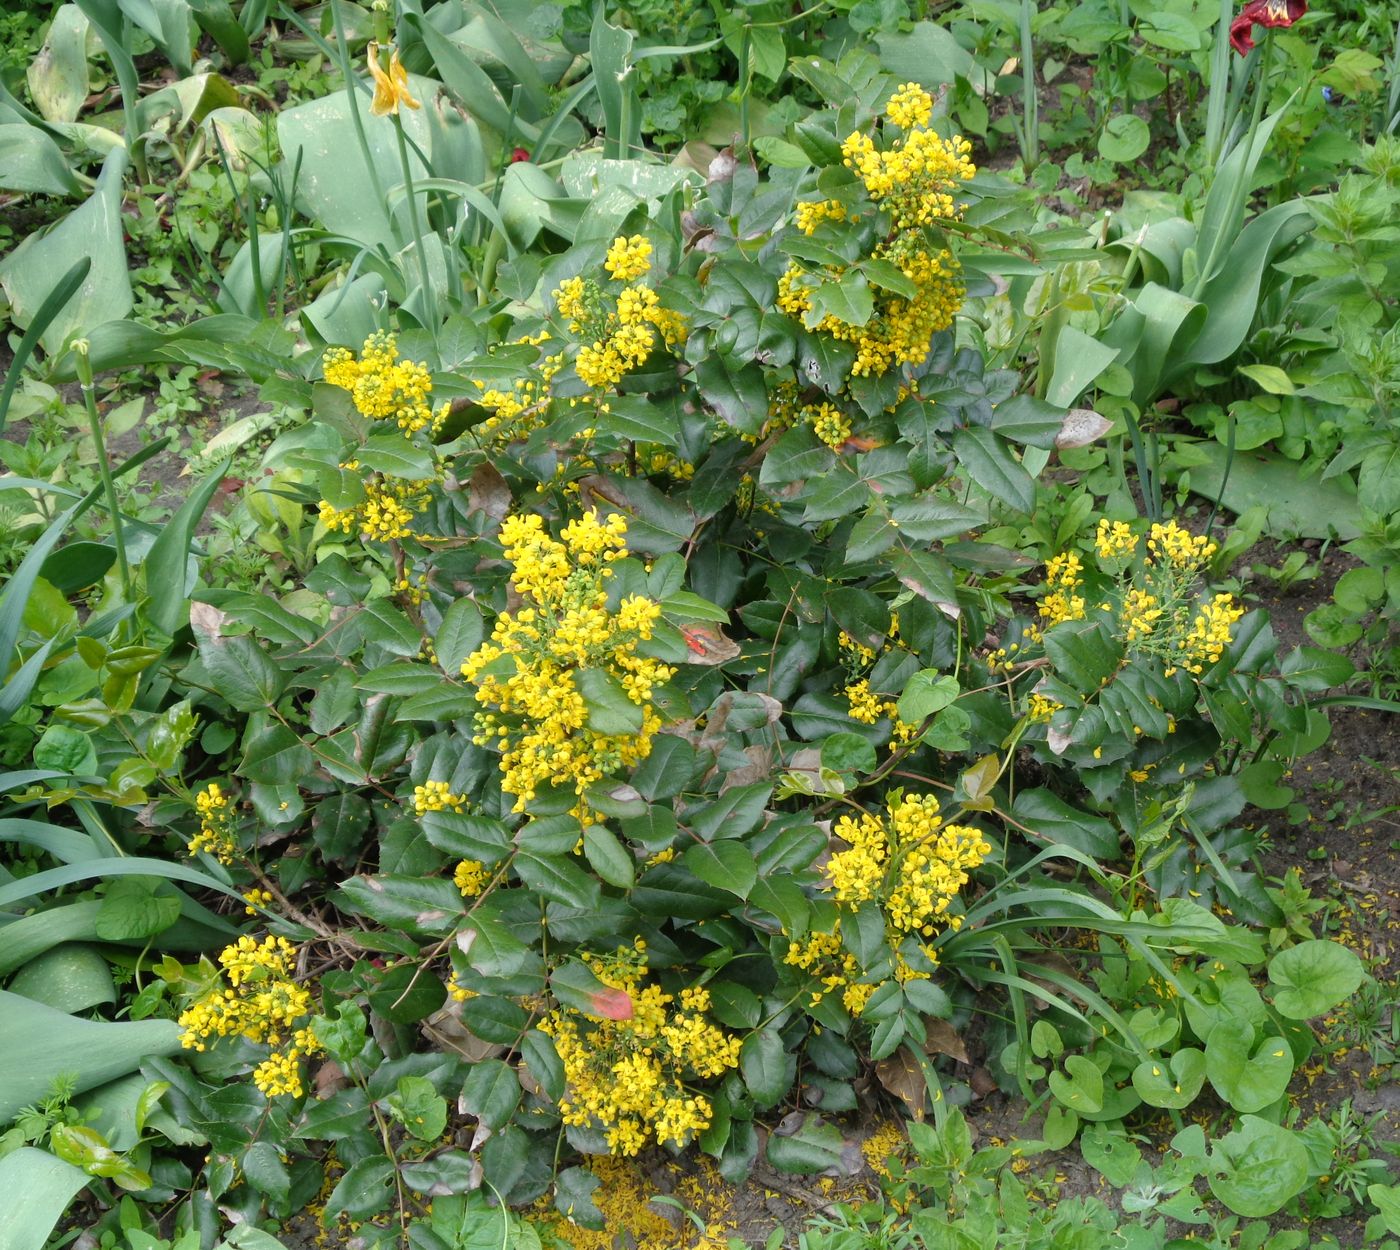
(510, 147, 531, 163)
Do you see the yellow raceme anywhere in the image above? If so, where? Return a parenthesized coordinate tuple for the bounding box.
(178, 936, 322, 1099)
(461, 511, 674, 812)
(541, 943, 741, 1155)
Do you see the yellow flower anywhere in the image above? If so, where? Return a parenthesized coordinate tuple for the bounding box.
(541, 944, 741, 1155)
(1095, 518, 1138, 560)
(367, 42, 420, 116)
(795, 199, 848, 235)
(1147, 520, 1217, 569)
(188, 781, 237, 863)
(604, 235, 652, 283)
(413, 780, 466, 815)
(807, 401, 852, 450)
(178, 937, 322, 1100)
(453, 859, 488, 898)
(885, 82, 934, 130)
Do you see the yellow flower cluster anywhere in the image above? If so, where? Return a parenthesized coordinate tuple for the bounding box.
(782, 795, 990, 1020)
(795, 199, 848, 235)
(553, 237, 686, 392)
(1095, 518, 1138, 560)
(1148, 519, 1217, 569)
(604, 235, 652, 283)
(837, 621, 918, 744)
(473, 335, 565, 445)
(318, 478, 432, 544)
(187, 781, 236, 864)
(1035, 517, 1244, 680)
(777, 85, 972, 381)
(178, 936, 322, 1099)
(841, 86, 975, 229)
(777, 240, 964, 378)
(885, 82, 935, 131)
(453, 859, 488, 898)
(784, 924, 873, 1015)
(461, 511, 674, 812)
(413, 780, 466, 815)
(1039, 550, 1087, 627)
(825, 794, 989, 939)
(541, 942, 742, 1156)
(1175, 593, 1245, 676)
(1027, 692, 1063, 722)
(323, 332, 446, 435)
(1121, 587, 1163, 642)
(806, 401, 852, 451)
(242, 888, 274, 915)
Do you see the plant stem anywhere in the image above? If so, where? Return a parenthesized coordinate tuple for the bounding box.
(393, 115, 440, 345)
(738, 26, 752, 154)
(1019, 0, 1038, 166)
(329, 0, 388, 221)
(73, 343, 133, 609)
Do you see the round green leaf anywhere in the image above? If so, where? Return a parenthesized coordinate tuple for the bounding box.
(1132, 1048, 1205, 1109)
(1267, 939, 1364, 1019)
(1208, 1116, 1309, 1217)
(1205, 1020, 1292, 1113)
(1098, 114, 1150, 164)
(1048, 1055, 1104, 1114)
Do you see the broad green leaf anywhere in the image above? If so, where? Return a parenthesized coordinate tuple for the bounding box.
(0, 148, 131, 355)
(1267, 940, 1363, 1019)
(0, 1147, 89, 1250)
(0, 127, 81, 196)
(388, 1075, 448, 1141)
(145, 464, 229, 636)
(1047, 1055, 1104, 1113)
(459, 1061, 519, 1132)
(0, 991, 182, 1121)
(1098, 114, 1150, 163)
(951, 426, 1034, 513)
(1205, 1020, 1292, 1113)
(683, 841, 757, 899)
(1131, 1049, 1205, 1109)
(6, 943, 116, 1014)
(26, 5, 90, 122)
(1011, 788, 1120, 860)
(766, 1115, 846, 1175)
(1208, 1117, 1308, 1217)
(1237, 363, 1294, 395)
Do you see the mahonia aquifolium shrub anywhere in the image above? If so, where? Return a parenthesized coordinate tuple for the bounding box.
(155, 71, 1336, 1228)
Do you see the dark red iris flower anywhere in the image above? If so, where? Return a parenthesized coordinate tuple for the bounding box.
(510, 146, 531, 163)
(1229, 0, 1306, 54)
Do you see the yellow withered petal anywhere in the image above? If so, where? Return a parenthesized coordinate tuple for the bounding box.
(367, 41, 420, 115)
